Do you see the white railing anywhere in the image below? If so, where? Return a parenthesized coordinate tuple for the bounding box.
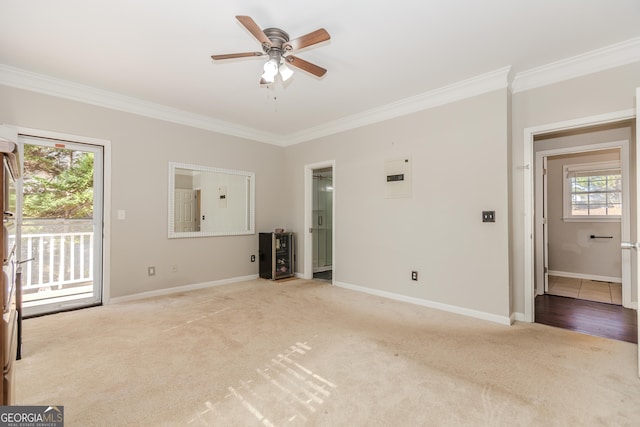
(20, 230, 94, 291)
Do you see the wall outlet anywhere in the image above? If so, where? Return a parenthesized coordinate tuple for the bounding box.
(411, 271, 418, 281)
(251, 254, 256, 262)
(482, 210, 496, 223)
(148, 266, 155, 276)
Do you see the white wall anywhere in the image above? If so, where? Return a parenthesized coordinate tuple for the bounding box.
(0, 85, 287, 299)
(3, 59, 639, 323)
(511, 62, 640, 315)
(284, 89, 512, 321)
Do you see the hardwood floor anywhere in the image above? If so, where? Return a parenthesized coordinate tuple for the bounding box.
(535, 294, 637, 344)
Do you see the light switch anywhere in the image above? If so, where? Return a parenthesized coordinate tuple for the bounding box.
(117, 210, 126, 220)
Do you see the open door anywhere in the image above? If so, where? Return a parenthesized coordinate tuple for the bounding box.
(542, 156, 549, 293)
(534, 155, 550, 296)
(637, 87, 640, 378)
(622, 87, 640, 377)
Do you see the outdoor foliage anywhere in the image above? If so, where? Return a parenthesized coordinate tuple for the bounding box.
(23, 145, 94, 219)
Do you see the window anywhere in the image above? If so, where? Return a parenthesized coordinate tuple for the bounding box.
(563, 161, 621, 221)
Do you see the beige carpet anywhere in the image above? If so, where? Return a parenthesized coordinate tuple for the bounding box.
(16, 279, 640, 426)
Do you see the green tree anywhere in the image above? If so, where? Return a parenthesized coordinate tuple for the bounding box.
(23, 145, 94, 219)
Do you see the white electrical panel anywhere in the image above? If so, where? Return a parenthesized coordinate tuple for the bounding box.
(385, 158, 411, 198)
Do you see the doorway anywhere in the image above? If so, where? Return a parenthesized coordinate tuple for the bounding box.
(535, 138, 631, 308)
(312, 167, 333, 281)
(304, 161, 335, 282)
(523, 112, 637, 323)
(529, 120, 638, 342)
(18, 134, 105, 317)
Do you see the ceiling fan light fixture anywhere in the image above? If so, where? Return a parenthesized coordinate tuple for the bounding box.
(279, 62, 293, 81)
(261, 70, 275, 83)
(261, 58, 279, 83)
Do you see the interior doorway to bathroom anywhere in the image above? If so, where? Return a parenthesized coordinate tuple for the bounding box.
(312, 167, 333, 281)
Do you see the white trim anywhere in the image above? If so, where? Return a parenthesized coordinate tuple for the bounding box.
(334, 281, 513, 326)
(284, 67, 512, 146)
(167, 161, 255, 238)
(549, 270, 622, 284)
(2, 38, 638, 146)
(0, 64, 281, 146)
(534, 139, 631, 308)
(523, 110, 636, 322)
(0, 64, 511, 147)
(534, 139, 633, 308)
(512, 37, 640, 93)
(304, 160, 336, 281)
(108, 274, 259, 304)
(5, 34, 639, 148)
(512, 312, 526, 322)
(12, 126, 113, 306)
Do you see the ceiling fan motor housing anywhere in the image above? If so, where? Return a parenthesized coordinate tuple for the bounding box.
(262, 28, 290, 52)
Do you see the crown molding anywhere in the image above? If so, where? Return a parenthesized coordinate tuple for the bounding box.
(281, 66, 513, 146)
(2, 34, 638, 147)
(0, 64, 281, 145)
(0, 63, 511, 147)
(512, 36, 640, 93)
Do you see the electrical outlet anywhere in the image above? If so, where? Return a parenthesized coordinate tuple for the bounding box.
(482, 211, 496, 223)
(251, 255, 256, 262)
(411, 271, 418, 281)
(148, 266, 155, 276)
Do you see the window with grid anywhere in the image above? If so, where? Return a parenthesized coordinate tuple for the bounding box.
(563, 161, 621, 220)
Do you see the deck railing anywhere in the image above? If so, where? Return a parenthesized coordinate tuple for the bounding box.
(18, 219, 94, 294)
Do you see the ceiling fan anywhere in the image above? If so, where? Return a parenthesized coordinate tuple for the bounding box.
(211, 15, 330, 85)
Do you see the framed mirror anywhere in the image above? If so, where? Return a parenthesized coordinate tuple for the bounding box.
(168, 162, 255, 238)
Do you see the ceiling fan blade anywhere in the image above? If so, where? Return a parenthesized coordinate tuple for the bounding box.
(236, 15, 272, 48)
(211, 52, 264, 60)
(285, 55, 327, 77)
(284, 28, 330, 51)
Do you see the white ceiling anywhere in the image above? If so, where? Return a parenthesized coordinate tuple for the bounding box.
(1, 1, 640, 145)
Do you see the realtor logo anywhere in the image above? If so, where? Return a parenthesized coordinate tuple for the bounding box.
(0, 405, 64, 427)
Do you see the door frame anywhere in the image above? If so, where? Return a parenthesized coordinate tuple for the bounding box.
(13, 126, 112, 304)
(523, 109, 636, 322)
(304, 160, 335, 281)
(534, 140, 631, 306)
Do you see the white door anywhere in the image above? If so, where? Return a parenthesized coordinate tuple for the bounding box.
(174, 189, 198, 232)
(636, 87, 640, 377)
(534, 155, 550, 296)
(622, 87, 640, 377)
(542, 156, 549, 292)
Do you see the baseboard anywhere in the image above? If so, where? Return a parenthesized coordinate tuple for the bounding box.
(548, 270, 622, 283)
(333, 281, 512, 326)
(512, 312, 526, 322)
(107, 274, 260, 304)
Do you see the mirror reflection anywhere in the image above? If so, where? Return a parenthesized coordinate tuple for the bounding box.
(168, 162, 255, 238)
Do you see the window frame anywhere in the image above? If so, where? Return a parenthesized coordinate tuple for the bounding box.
(562, 160, 622, 222)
